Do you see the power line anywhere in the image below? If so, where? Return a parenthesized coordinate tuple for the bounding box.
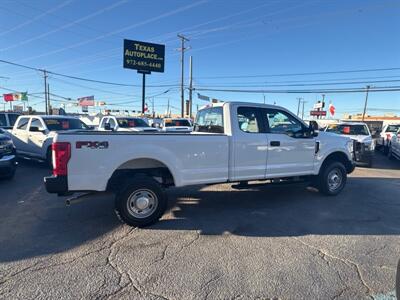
(0, 59, 180, 88)
(195, 67, 400, 79)
(194, 78, 400, 88)
(193, 86, 400, 94)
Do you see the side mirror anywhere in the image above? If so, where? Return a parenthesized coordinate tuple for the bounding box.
(309, 120, 319, 131)
(308, 121, 319, 137)
(104, 123, 112, 131)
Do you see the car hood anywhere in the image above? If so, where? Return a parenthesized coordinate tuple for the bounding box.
(163, 126, 192, 132)
(118, 127, 158, 132)
(322, 131, 372, 143)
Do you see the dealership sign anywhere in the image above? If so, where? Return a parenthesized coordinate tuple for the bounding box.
(123, 39, 165, 73)
(310, 110, 327, 116)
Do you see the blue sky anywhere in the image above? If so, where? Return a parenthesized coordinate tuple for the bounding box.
(1, 0, 400, 117)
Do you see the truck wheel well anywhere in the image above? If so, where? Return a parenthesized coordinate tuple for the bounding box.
(320, 151, 353, 174)
(106, 158, 175, 192)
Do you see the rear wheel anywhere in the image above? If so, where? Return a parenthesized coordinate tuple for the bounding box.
(318, 161, 347, 196)
(388, 146, 395, 160)
(114, 176, 167, 227)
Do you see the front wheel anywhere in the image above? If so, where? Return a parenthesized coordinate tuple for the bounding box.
(318, 161, 347, 196)
(114, 176, 167, 227)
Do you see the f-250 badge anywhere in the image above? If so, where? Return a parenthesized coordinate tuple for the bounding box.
(76, 141, 109, 149)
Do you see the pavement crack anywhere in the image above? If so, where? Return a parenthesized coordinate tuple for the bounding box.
(294, 237, 374, 299)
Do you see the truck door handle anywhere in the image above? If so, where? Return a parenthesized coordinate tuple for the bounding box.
(270, 141, 280, 147)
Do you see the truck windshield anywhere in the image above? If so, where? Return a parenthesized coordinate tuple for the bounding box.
(386, 125, 400, 132)
(44, 118, 89, 131)
(326, 124, 369, 135)
(117, 118, 149, 128)
(194, 107, 224, 133)
(164, 119, 191, 127)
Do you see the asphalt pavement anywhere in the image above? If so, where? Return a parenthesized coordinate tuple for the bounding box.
(0, 152, 399, 299)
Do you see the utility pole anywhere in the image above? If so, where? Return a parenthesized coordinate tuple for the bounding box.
(178, 34, 189, 117)
(152, 97, 155, 118)
(263, 94, 266, 104)
(167, 98, 170, 117)
(188, 55, 193, 118)
(47, 83, 51, 115)
(301, 100, 307, 120)
(43, 70, 48, 115)
(362, 85, 370, 121)
(296, 97, 302, 116)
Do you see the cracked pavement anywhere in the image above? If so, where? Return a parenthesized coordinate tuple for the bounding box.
(0, 153, 399, 299)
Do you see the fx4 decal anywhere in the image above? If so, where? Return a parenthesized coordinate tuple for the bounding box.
(76, 141, 109, 149)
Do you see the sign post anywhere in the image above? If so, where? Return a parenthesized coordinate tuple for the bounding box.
(123, 39, 165, 114)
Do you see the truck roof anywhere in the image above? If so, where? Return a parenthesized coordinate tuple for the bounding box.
(210, 101, 284, 110)
(329, 122, 368, 126)
(18, 115, 79, 119)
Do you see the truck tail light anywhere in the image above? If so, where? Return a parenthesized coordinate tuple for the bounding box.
(52, 142, 71, 176)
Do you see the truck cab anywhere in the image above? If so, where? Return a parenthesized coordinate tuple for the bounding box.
(98, 116, 159, 132)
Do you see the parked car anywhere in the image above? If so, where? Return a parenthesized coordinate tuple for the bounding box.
(161, 118, 193, 132)
(10, 115, 90, 166)
(325, 122, 374, 167)
(98, 116, 159, 132)
(375, 123, 400, 154)
(0, 112, 21, 129)
(45, 101, 355, 227)
(0, 128, 17, 179)
(388, 128, 400, 160)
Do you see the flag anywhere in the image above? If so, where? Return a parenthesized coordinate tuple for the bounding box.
(329, 103, 335, 116)
(21, 92, 28, 101)
(3, 92, 29, 102)
(144, 103, 148, 112)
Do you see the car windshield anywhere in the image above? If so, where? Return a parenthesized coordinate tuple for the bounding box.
(386, 125, 400, 132)
(44, 118, 89, 131)
(117, 118, 149, 128)
(164, 119, 191, 127)
(326, 124, 369, 135)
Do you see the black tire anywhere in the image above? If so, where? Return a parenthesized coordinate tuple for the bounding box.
(2, 169, 16, 180)
(114, 176, 167, 227)
(46, 147, 53, 169)
(384, 144, 389, 155)
(318, 161, 347, 196)
(388, 146, 395, 160)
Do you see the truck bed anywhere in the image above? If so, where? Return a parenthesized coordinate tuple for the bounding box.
(55, 131, 229, 191)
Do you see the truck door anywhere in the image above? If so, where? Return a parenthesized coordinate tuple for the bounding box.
(232, 106, 269, 181)
(263, 108, 315, 177)
(28, 118, 46, 157)
(12, 117, 30, 154)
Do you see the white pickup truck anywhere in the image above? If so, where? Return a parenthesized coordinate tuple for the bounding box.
(10, 115, 90, 165)
(98, 116, 159, 132)
(45, 102, 355, 227)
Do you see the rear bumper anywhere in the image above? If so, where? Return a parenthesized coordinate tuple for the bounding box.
(44, 175, 68, 195)
(0, 154, 17, 176)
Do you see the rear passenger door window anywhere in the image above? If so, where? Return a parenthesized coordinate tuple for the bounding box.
(237, 107, 264, 133)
